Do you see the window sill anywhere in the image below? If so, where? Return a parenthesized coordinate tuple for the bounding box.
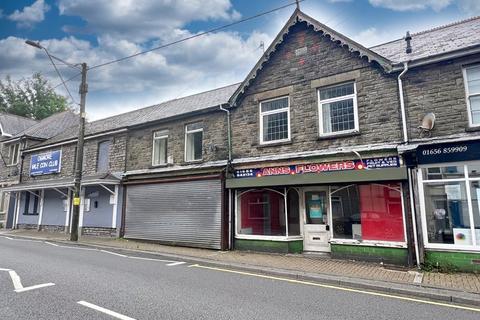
(184, 159, 203, 164)
(150, 163, 170, 169)
(318, 131, 360, 141)
(257, 140, 293, 148)
(23, 213, 39, 216)
(465, 126, 480, 132)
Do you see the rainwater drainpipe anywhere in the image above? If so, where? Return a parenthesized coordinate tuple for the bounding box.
(219, 105, 233, 250)
(219, 105, 232, 162)
(398, 61, 421, 268)
(398, 61, 409, 143)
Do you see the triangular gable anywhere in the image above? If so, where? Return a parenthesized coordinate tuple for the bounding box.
(229, 9, 393, 106)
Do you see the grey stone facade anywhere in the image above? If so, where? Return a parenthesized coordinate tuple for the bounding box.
(230, 23, 403, 160)
(126, 111, 227, 171)
(403, 56, 480, 141)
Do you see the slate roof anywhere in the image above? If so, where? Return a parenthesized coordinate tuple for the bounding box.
(34, 83, 240, 147)
(0, 113, 38, 136)
(12, 110, 78, 140)
(370, 16, 480, 63)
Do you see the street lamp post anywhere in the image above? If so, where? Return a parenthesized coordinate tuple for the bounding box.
(25, 40, 87, 241)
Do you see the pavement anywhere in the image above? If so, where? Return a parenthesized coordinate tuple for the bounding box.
(1, 229, 480, 309)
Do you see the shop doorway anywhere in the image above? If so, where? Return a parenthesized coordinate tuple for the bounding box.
(303, 187, 331, 252)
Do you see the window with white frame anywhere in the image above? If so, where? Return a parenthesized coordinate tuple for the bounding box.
(96, 140, 111, 172)
(464, 65, 480, 126)
(236, 188, 300, 238)
(318, 82, 358, 135)
(419, 163, 480, 249)
(259, 96, 290, 144)
(8, 143, 20, 165)
(185, 122, 203, 162)
(152, 130, 168, 166)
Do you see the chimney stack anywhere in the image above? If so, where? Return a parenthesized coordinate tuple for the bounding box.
(405, 31, 412, 54)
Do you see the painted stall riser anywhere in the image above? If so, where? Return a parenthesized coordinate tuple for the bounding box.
(16, 192, 39, 225)
(425, 251, 480, 273)
(235, 239, 303, 254)
(41, 189, 67, 226)
(82, 186, 114, 228)
(331, 244, 408, 265)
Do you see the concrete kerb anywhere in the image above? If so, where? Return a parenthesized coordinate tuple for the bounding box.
(2, 233, 480, 307)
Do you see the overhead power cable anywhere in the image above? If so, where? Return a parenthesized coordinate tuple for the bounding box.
(88, 0, 304, 71)
(44, 49, 79, 105)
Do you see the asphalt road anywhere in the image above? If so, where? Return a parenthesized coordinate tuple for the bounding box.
(0, 236, 479, 320)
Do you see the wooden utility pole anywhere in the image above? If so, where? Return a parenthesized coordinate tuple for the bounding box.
(70, 62, 88, 241)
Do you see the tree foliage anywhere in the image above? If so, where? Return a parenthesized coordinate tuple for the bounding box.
(0, 73, 71, 120)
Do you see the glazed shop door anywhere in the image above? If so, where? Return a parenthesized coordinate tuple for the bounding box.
(303, 188, 331, 252)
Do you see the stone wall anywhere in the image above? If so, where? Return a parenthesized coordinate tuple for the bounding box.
(126, 111, 227, 171)
(230, 22, 403, 160)
(403, 55, 480, 141)
(20, 132, 128, 183)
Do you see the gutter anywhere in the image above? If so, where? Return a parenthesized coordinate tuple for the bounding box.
(398, 62, 409, 143)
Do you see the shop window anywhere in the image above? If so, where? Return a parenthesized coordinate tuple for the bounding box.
(185, 122, 203, 162)
(0, 192, 7, 215)
(259, 96, 290, 144)
(318, 82, 358, 136)
(8, 143, 20, 165)
(152, 130, 168, 166)
(287, 189, 301, 236)
(331, 184, 404, 242)
(97, 140, 111, 172)
(237, 189, 285, 236)
(423, 165, 464, 180)
(23, 191, 40, 215)
(421, 163, 480, 248)
(464, 64, 480, 126)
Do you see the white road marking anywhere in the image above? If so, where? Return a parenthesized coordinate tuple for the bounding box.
(2, 235, 185, 267)
(127, 256, 176, 263)
(3, 269, 55, 293)
(100, 250, 127, 258)
(77, 301, 136, 320)
(15, 283, 55, 293)
(8, 270, 23, 291)
(44, 241, 60, 247)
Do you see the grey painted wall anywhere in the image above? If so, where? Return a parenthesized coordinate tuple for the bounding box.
(17, 192, 39, 225)
(41, 189, 68, 226)
(82, 185, 114, 228)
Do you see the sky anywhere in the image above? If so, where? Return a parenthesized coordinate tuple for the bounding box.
(0, 0, 479, 121)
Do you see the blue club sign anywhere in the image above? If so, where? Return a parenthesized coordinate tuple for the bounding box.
(30, 150, 62, 176)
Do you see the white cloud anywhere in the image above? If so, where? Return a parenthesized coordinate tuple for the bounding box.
(7, 0, 50, 28)
(58, 0, 241, 42)
(350, 27, 396, 47)
(368, 0, 453, 12)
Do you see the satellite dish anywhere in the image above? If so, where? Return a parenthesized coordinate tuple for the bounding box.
(418, 112, 435, 137)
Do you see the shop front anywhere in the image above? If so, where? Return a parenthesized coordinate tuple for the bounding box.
(413, 139, 480, 272)
(228, 156, 411, 264)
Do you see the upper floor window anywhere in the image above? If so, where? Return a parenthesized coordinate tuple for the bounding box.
(152, 130, 168, 166)
(185, 122, 203, 162)
(96, 140, 111, 172)
(318, 82, 358, 136)
(464, 65, 480, 127)
(8, 143, 20, 165)
(259, 96, 290, 144)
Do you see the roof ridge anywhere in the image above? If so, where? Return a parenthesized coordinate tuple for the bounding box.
(369, 15, 480, 50)
(0, 112, 39, 122)
(89, 82, 240, 124)
(412, 15, 480, 36)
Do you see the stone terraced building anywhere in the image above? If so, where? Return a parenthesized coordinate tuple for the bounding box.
(1, 9, 479, 272)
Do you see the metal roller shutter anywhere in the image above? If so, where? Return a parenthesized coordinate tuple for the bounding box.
(125, 179, 222, 249)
